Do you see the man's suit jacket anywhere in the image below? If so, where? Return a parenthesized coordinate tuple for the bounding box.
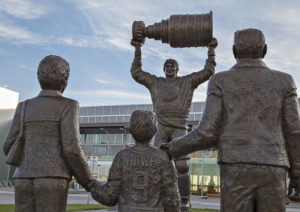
(3, 90, 93, 186)
(167, 58, 300, 178)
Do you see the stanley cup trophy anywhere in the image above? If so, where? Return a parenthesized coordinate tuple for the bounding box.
(132, 12, 213, 47)
(130, 12, 217, 212)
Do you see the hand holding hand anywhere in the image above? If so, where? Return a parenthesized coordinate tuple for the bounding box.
(84, 179, 98, 192)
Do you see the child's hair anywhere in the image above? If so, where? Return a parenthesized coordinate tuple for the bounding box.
(129, 110, 157, 143)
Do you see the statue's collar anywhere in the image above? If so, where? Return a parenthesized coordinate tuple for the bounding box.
(38, 90, 62, 97)
(232, 58, 267, 69)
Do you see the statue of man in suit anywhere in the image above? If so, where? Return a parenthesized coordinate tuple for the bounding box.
(161, 28, 300, 212)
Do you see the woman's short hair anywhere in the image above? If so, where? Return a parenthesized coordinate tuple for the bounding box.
(37, 55, 70, 92)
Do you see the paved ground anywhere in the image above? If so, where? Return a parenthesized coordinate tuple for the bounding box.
(1, 187, 299, 211)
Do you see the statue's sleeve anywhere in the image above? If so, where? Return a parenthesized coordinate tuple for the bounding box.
(3, 102, 22, 155)
(130, 46, 156, 89)
(283, 76, 300, 178)
(161, 159, 180, 212)
(166, 75, 221, 158)
(91, 153, 122, 206)
(60, 100, 94, 189)
(186, 55, 215, 89)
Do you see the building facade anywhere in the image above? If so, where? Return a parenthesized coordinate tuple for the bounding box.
(79, 102, 220, 194)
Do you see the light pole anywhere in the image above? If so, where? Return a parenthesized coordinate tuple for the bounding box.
(200, 150, 207, 199)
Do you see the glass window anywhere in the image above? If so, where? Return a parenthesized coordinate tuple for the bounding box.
(89, 117, 96, 123)
(80, 107, 88, 116)
(96, 106, 104, 115)
(86, 134, 95, 144)
(188, 114, 194, 121)
(88, 107, 96, 115)
(103, 116, 109, 122)
(124, 116, 130, 122)
(115, 134, 123, 144)
(80, 134, 86, 144)
(136, 104, 146, 110)
(117, 116, 123, 122)
(120, 105, 128, 115)
(100, 134, 108, 144)
(109, 116, 117, 122)
(107, 134, 116, 144)
(192, 102, 201, 112)
(190, 103, 194, 112)
(112, 106, 119, 115)
(104, 106, 112, 115)
(82, 117, 88, 123)
(96, 117, 103, 123)
(94, 134, 101, 144)
(195, 114, 202, 121)
(128, 105, 137, 114)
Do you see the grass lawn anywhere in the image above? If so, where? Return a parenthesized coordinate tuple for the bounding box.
(0, 204, 219, 212)
(0, 204, 107, 212)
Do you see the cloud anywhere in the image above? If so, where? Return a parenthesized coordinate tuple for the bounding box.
(66, 89, 150, 100)
(0, 0, 48, 19)
(0, 23, 42, 44)
(0, 22, 107, 48)
(95, 79, 110, 85)
(18, 64, 35, 72)
(95, 78, 126, 87)
(72, 0, 162, 52)
(56, 36, 106, 48)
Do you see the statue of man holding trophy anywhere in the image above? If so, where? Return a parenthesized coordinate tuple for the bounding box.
(130, 12, 217, 212)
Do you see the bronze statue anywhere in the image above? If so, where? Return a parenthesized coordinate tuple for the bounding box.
(3, 55, 96, 212)
(90, 110, 180, 212)
(161, 28, 300, 212)
(130, 36, 217, 212)
(130, 13, 217, 211)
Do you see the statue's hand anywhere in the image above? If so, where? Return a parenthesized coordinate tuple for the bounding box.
(131, 39, 143, 47)
(288, 177, 300, 201)
(84, 179, 99, 192)
(160, 142, 171, 152)
(208, 37, 218, 49)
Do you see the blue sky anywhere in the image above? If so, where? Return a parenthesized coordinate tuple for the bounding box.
(1, 0, 300, 106)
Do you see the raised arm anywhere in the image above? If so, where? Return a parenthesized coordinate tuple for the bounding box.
(130, 40, 156, 89)
(187, 38, 218, 89)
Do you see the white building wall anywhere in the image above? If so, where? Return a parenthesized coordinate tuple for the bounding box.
(0, 87, 19, 184)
